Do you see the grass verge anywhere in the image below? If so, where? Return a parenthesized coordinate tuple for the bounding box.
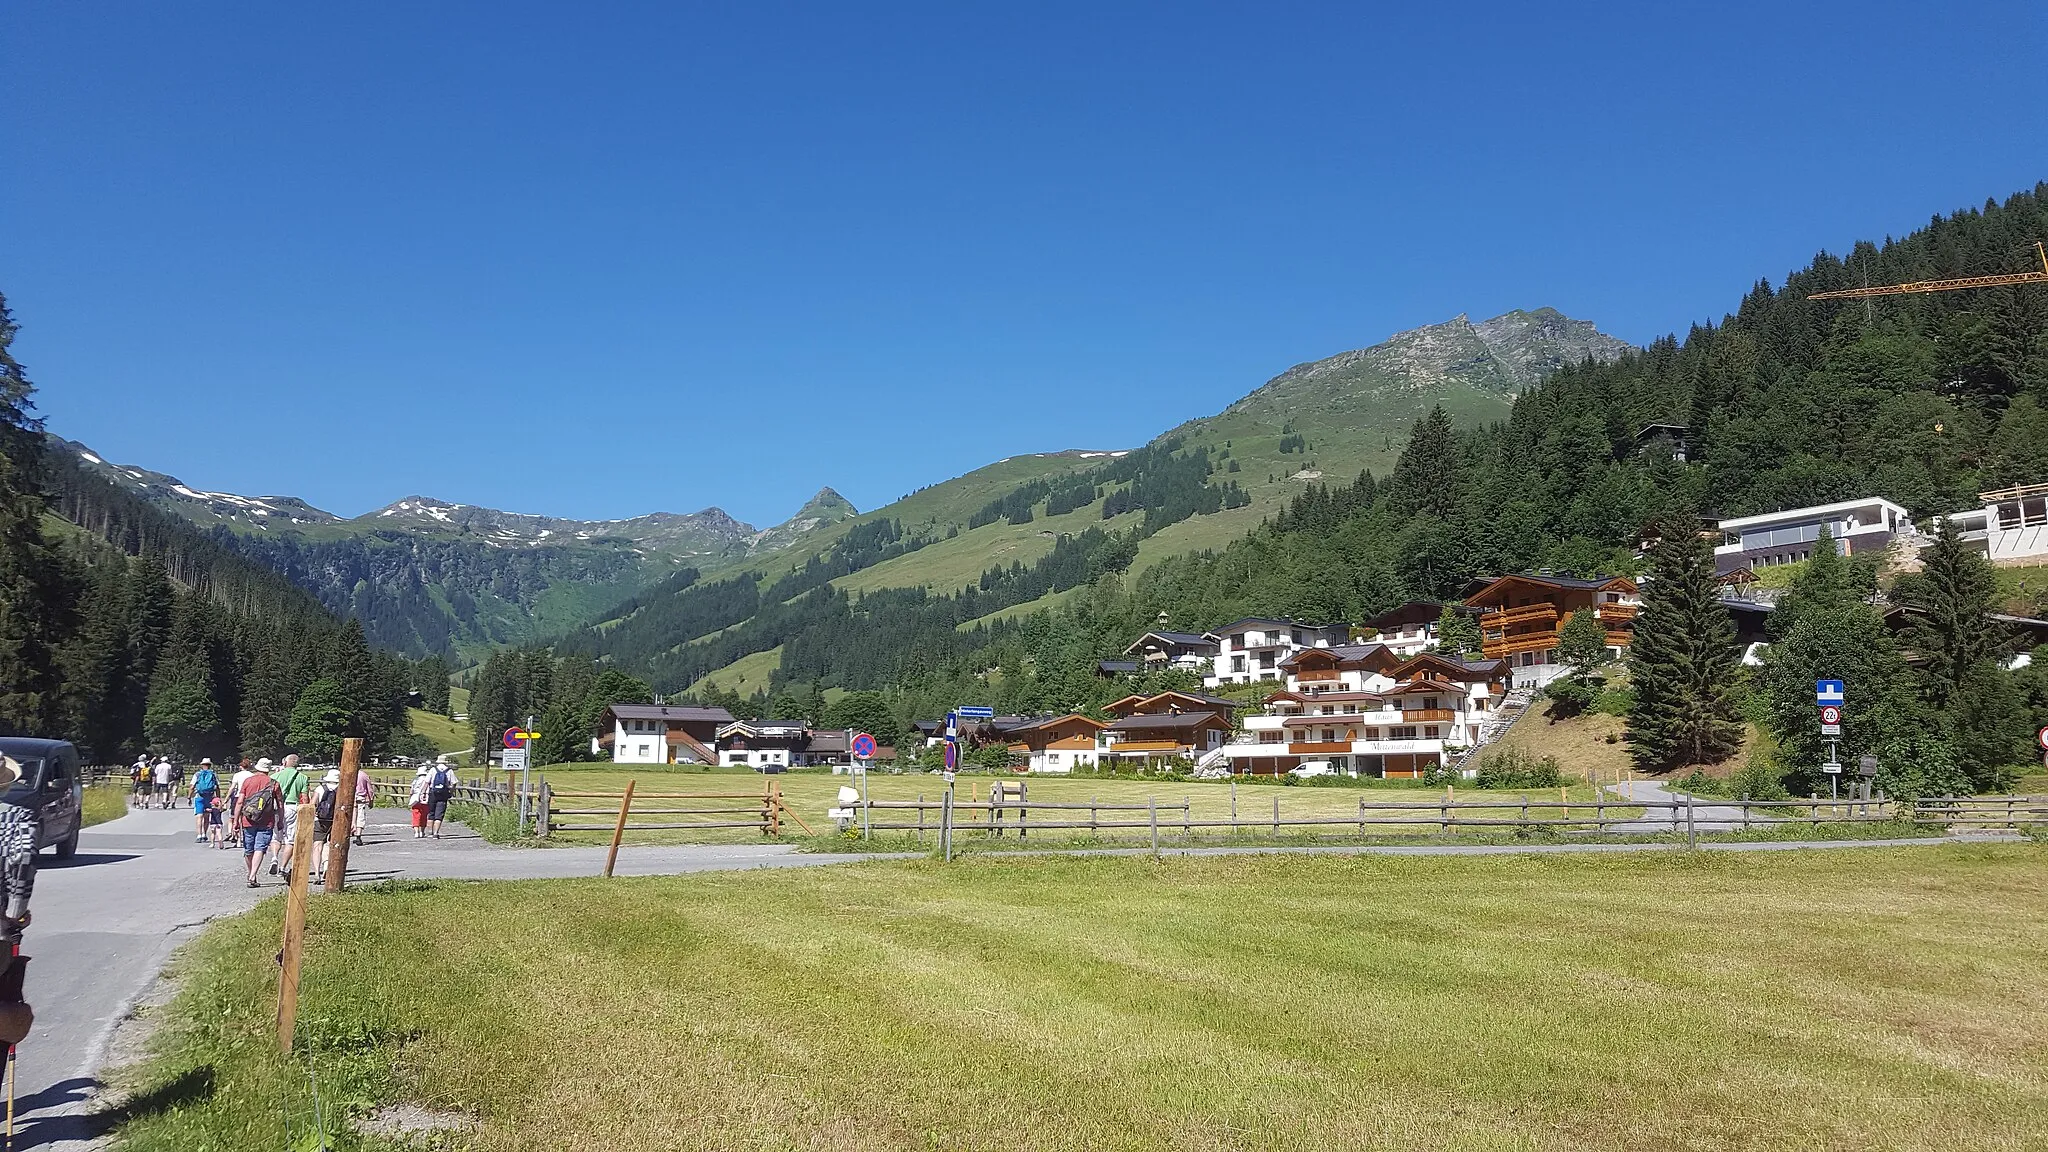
(109, 844, 2048, 1151)
(83, 782, 130, 827)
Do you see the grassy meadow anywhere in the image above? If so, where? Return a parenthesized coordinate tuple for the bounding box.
(510, 764, 1631, 848)
(110, 844, 2048, 1151)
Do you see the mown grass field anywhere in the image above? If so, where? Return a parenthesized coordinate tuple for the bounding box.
(519, 764, 1628, 847)
(113, 844, 2048, 1151)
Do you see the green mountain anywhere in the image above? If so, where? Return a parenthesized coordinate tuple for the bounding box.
(60, 441, 861, 661)
(563, 308, 1628, 696)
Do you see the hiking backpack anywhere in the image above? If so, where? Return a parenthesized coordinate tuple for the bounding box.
(429, 767, 454, 800)
(193, 767, 217, 795)
(239, 780, 279, 826)
(314, 785, 337, 824)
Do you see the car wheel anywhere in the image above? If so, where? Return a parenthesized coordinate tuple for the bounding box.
(54, 823, 79, 859)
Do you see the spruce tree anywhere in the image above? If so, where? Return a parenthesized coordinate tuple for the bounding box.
(0, 295, 72, 733)
(1892, 517, 2008, 708)
(286, 678, 351, 761)
(1626, 525, 1745, 770)
(144, 600, 225, 756)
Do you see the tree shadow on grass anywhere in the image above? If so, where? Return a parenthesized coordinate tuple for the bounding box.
(11, 1065, 215, 1149)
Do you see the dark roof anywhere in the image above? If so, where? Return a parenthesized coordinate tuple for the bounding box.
(1206, 617, 1340, 637)
(1107, 711, 1229, 732)
(1097, 659, 1141, 674)
(1362, 601, 1462, 628)
(1125, 630, 1213, 649)
(807, 730, 851, 753)
(1464, 573, 1631, 597)
(607, 704, 735, 724)
(1280, 643, 1391, 668)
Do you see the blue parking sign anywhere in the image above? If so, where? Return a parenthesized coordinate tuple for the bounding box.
(1815, 679, 1845, 705)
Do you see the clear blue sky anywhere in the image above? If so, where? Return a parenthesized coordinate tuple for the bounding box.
(6, 2, 2043, 526)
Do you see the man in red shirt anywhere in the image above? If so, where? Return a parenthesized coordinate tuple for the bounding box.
(231, 765, 283, 888)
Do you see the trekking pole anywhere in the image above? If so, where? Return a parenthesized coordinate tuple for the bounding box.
(6, 1043, 14, 1152)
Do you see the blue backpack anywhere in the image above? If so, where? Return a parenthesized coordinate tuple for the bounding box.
(193, 767, 218, 795)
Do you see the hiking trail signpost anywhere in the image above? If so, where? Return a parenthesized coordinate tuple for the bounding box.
(1816, 680, 1846, 799)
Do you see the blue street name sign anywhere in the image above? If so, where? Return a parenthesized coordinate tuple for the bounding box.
(1815, 679, 1845, 705)
(956, 705, 996, 719)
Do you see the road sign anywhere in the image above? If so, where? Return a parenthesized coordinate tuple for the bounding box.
(957, 705, 995, 719)
(1818, 703, 1841, 737)
(1820, 762, 1842, 774)
(502, 747, 528, 772)
(943, 740, 959, 771)
(851, 732, 876, 760)
(1815, 679, 1845, 705)
(503, 727, 527, 749)
(2038, 726, 2048, 752)
(1857, 754, 1879, 778)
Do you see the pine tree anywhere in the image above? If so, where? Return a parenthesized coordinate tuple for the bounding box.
(1626, 526, 1745, 770)
(0, 295, 73, 733)
(144, 599, 225, 756)
(1892, 518, 2008, 707)
(286, 678, 351, 761)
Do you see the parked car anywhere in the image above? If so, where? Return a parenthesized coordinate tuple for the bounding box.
(1287, 760, 1337, 779)
(0, 738, 83, 858)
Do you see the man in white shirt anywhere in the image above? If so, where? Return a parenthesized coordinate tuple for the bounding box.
(152, 756, 175, 809)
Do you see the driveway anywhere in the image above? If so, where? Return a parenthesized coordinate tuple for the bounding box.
(1604, 778, 1775, 834)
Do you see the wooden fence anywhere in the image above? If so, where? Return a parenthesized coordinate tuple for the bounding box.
(542, 780, 813, 838)
(855, 791, 2048, 851)
(369, 778, 519, 807)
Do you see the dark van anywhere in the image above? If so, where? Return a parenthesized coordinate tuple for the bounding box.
(0, 738, 82, 858)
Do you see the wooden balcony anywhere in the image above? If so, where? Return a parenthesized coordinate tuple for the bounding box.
(1105, 740, 1188, 754)
(1289, 741, 1351, 755)
(1482, 603, 1560, 628)
(1596, 604, 1638, 625)
(1399, 708, 1457, 722)
(1295, 669, 1342, 682)
(1482, 632, 1559, 659)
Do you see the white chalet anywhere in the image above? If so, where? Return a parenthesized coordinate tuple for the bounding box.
(1218, 647, 1509, 778)
(1204, 618, 1348, 686)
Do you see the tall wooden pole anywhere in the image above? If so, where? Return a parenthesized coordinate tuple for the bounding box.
(277, 799, 317, 1054)
(603, 780, 635, 878)
(324, 738, 364, 893)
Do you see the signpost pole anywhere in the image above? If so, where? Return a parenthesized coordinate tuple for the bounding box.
(521, 713, 535, 834)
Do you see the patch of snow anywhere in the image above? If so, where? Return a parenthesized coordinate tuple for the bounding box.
(77, 450, 102, 464)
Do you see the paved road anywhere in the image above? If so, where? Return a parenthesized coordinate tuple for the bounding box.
(1604, 778, 1772, 834)
(15, 799, 2016, 1149)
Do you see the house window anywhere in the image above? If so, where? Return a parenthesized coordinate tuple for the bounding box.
(1425, 726, 1440, 739)
(1391, 726, 1417, 740)
(1231, 656, 1247, 673)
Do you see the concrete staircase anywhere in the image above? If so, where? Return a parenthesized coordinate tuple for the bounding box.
(1449, 687, 1538, 772)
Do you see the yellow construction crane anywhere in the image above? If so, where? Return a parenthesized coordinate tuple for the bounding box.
(1807, 240, 2048, 300)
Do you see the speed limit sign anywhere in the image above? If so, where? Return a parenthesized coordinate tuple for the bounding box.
(2037, 726, 2048, 752)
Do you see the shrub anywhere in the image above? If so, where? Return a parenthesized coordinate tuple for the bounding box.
(1671, 768, 1728, 798)
(1543, 676, 1598, 720)
(1474, 746, 1566, 789)
(1729, 754, 1791, 801)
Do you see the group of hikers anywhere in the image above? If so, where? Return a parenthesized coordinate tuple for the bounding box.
(135, 754, 466, 887)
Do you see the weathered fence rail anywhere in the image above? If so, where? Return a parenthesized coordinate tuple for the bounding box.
(370, 779, 517, 807)
(853, 791, 2048, 851)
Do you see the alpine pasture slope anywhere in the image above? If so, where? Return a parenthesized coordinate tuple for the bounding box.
(582, 308, 1627, 695)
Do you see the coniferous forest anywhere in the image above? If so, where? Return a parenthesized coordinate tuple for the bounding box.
(606, 185, 2048, 791)
(0, 296, 441, 764)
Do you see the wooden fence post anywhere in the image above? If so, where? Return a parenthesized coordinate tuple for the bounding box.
(603, 780, 636, 878)
(324, 738, 364, 894)
(1272, 795, 1279, 837)
(276, 799, 317, 1054)
(1559, 786, 1569, 826)
(917, 792, 925, 844)
(1149, 797, 1158, 858)
(1684, 790, 1697, 848)
(537, 779, 552, 838)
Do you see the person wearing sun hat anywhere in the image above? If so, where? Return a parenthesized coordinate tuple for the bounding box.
(0, 755, 36, 946)
(0, 754, 33, 1050)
